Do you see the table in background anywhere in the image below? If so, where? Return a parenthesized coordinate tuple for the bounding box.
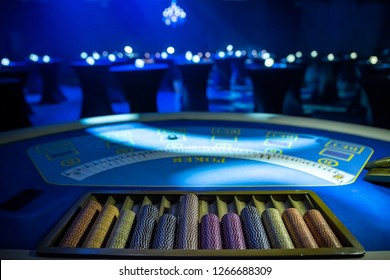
(212, 56, 234, 91)
(0, 78, 32, 131)
(110, 64, 169, 113)
(246, 63, 305, 114)
(176, 61, 213, 111)
(72, 61, 114, 118)
(154, 57, 180, 91)
(212, 55, 248, 89)
(0, 62, 31, 87)
(32, 59, 66, 104)
(0, 61, 33, 116)
(358, 62, 390, 129)
(231, 55, 248, 87)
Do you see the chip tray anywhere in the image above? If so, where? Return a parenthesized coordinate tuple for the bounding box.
(37, 190, 365, 258)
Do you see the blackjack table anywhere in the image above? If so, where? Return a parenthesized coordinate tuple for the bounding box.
(0, 112, 389, 259)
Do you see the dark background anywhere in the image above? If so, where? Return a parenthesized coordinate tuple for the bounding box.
(1, 0, 389, 61)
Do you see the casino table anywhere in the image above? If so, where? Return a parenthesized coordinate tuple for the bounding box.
(0, 112, 389, 259)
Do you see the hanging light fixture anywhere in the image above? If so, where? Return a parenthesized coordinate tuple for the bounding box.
(162, 0, 186, 27)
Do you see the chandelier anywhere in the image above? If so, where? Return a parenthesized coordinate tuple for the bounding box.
(162, 0, 186, 27)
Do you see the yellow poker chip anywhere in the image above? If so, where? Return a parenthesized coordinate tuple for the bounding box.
(83, 204, 119, 248)
(365, 168, 390, 183)
(365, 156, 390, 170)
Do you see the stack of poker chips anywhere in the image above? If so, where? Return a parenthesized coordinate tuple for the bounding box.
(261, 208, 295, 249)
(56, 193, 342, 251)
(240, 206, 270, 249)
(199, 213, 223, 249)
(176, 193, 199, 249)
(59, 199, 102, 248)
(106, 209, 136, 249)
(221, 212, 246, 249)
(106, 195, 137, 249)
(83, 199, 120, 248)
(152, 214, 177, 249)
(303, 209, 342, 248)
(282, 208, 319, 248)
(129, 204, 159, 249)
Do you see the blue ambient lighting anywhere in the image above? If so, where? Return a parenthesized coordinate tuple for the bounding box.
(368, 56, 378, 64)
(80, 52, 88, 59)
(124, 46, 133, 54)
(29, 53, 39, 62)
(135, 58, 145, 68)
(217, 51, 226, 58)
(92, 52, 100, 60)
(192, 55, 200, 63)
(234, 50, 242, 57)
(327, 53, 335, 61)
(86, 57, 95, 65)
(162, 0, 186, 27)
(167, 46, 175, 54)
(261, 51, 271, 60)
(42, 55, 51, 63)
(1, 58, 10, 66)
(264, 57, 274, 67)
(286, 54, 295, 63)
(185, 51, 193, 61)
(108, 54, 116, 62)
(349, 52, 358, 59)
